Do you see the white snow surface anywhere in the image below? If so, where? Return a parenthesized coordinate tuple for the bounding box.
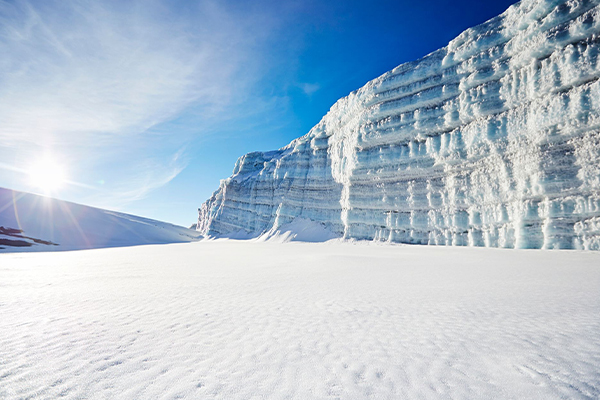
(1, 240, 599, 399)
(199, 0, 600, 250)
(0, 188, 201, 252)
(222, 218, 340, 243)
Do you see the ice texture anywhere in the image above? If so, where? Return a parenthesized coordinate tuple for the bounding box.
(198, 0, 600, 250)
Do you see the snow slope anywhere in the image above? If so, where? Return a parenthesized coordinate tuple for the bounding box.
(198, 0, 600, 250)
(1, 241, 599, 399)
(0, 188, 201, 252)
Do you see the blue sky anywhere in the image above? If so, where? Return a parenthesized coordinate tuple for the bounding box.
(0, 0, 518, 227)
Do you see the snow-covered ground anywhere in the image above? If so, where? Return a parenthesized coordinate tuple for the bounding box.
(1, 240, 599, 399)
(0, 188, 201, 252)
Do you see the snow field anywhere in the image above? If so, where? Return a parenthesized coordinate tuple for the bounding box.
(0, 188, 201, 252)
(1, 241, 599, 399)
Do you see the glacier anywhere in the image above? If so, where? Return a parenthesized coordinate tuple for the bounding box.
(198, 0, 600, 250)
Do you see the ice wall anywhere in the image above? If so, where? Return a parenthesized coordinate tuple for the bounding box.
(198, 0, 600, 250)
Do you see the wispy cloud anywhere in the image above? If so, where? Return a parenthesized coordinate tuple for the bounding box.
(94, 147, 189, 208)
(0, 0, 283, 204)
(299, 82, 321, 96)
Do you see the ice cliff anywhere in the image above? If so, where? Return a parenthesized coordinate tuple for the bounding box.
(198, 0, 600, 250)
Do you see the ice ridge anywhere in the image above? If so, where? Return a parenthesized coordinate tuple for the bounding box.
(198, 0, 600, 250)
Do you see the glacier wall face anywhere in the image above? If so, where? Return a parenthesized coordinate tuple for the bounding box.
(198, 0, 600, 250)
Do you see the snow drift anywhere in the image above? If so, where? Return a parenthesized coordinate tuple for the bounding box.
(3, 241, 600, 399)
(198, 0, 600, 250)
(0, 188, 201, 252)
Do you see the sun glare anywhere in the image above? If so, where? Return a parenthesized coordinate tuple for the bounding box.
(28, 157, 68, 194)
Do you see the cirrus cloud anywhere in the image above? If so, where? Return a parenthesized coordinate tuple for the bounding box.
(0, 0, 286, 207)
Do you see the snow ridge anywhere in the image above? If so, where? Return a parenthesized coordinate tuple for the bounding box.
(0, 188, 201, 252)
(198, 0, 600, 250)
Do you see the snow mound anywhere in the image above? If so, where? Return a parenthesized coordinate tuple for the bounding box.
(0, 187, 201, 252)
(257, 218, 340, 243)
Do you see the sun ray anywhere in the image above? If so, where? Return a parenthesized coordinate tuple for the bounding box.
(57, 200, 91, 248)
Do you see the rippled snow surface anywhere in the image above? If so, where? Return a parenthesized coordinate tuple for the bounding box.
(1, 241, 599, 399)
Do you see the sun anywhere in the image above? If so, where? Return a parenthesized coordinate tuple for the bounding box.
(28, 156, 68, 194)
